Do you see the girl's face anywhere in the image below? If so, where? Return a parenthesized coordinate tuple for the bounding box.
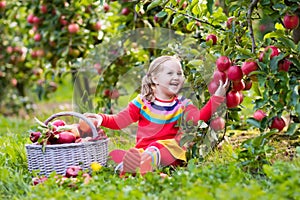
(152, 59, 185, 100)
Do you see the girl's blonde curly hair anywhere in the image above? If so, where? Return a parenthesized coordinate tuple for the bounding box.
(141, 55, 182, 102)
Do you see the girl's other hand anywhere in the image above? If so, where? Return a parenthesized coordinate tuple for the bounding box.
(214, 78, 229, 97)
(83, 113, 103, 128)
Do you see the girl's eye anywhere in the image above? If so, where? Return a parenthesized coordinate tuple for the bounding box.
(167, 72, 173, 75)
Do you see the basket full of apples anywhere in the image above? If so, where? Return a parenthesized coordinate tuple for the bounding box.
(25, 111, 108, 176)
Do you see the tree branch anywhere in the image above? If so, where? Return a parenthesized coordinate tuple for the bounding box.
(165, 6, 225, 31)
(247, 0, 259, 53)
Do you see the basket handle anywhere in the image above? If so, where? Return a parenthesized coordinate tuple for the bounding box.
(44, 111, 98, 138)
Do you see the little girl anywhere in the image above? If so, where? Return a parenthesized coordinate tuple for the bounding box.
(84, 55, 228, 175)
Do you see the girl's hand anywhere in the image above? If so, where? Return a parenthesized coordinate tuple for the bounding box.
(83, 113, 103, 128)
(214, 78, 229, 97)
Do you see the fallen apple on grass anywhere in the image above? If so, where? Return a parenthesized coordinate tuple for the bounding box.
(65, 165, 82, 178)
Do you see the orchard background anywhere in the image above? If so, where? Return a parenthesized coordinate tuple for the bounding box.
(0, 0, 300, 199)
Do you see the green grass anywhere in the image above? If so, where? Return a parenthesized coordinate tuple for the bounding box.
(1, 76, 300, 199)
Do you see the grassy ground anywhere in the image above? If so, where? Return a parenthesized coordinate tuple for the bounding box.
(1, 76, 299, 199)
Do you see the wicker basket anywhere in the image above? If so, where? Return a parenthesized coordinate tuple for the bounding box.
(25, 111, 109, 176)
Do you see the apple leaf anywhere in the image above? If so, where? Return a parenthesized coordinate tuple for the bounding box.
(285, 123, 300, 136)
(246, 118, 261, 129)
(206, 0, 214, 15)
(172, 15, 185, 26)
(179, 134, 195, 147)
(146, 0, 162, 11)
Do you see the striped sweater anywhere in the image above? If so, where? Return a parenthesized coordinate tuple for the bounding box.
(100, 94, 224, 149)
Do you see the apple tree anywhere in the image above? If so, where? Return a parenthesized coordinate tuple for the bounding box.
(0, 0, 109, 115)
(86, 0, 299, 164)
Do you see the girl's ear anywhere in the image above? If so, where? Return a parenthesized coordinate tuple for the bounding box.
(152, 76, 158, 85)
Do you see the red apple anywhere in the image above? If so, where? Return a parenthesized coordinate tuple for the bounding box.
(243, 79, 252, 90)
(238, 91, 244, 104)
(213, 70, 227, 83)
(208, 80, 219, 95)
(269, 116, 286, 131)
(241, 61, 258, 76)
(34, 33, 42, 42)
(11, 78, 17, 87)
(216, 56, 231, 72)
(210, 117, 226, 131)
(154, 15, 160, 23)
(232, 80, 245, 91)
(226, 17, 235, 29)
(32, 176, 48, 185)
(51, 119, 66, 127)
(56, 131, 76, 144)
(29, 131, 41, 143)
(40, 4, 47, 14)
(27, 14, 35, 24)
(59, 15, 68, 26)
(283, 14, 299, 30)
(227, 65, 243, 81)
(68, 23, 80, 33)
(103, 3, 110, 12)
(259, 46, 280, 61)
(65, 165, 82, 178)
(253, 110, 267, 121)
(121, 7, 130, 15)
(226, 90, 241, 108)
(278, 59, 292, 72)
(0, 1, 6, 9)
(32, 16, 40, 24)
(93, 21, 101, 31)
(206, 34, 217, 45)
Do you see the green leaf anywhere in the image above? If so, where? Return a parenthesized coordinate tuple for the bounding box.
(285, 123, 300, 136)
(188, 59, 204, 67)
(172, 15, 185, 26)
(246, 118, 261, 129)
(192, 3, 201, 15)
(278, 37, 296, 50)
(206, 0, 214, 14)
(146, 0, 162, 11)
(180, 135, 195, 147)
(186, 21, 196, 31)
(156, 11, 167, 18)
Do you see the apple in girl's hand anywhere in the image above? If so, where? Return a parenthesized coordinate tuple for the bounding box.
(208, 80, 219, 95)
(65, 165, 82, 178)
(213, 70, 227, 83)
